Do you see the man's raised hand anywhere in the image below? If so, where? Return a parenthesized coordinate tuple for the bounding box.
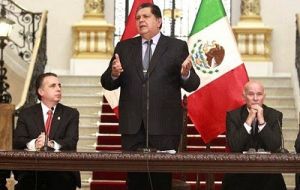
(111, 53, 123, 78)
(181, 55, 193, 77)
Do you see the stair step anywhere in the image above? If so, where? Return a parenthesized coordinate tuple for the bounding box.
(101, 114, 119, 123)
(96, 145, 122, 151)
(79, 125, 99, 135)
(60, 75, 100, 85)
(99, 124, 119, 134)
(78, 135, 98, 147)
(72, 105, 101, 116)
(80, 182, 92, 190)
(264, 87, 294, 96)
(93, 172, 126, 180)
(264, 96, 295, 107)
(80, 115, 100, 126)
(102, 102, 114, 113)
(81, 171, 93, 181)
(63, 85, 102, 94)
(61, 95, 101, 105)
(90, 180, 126, 190)
(90, 180, 224, 190)
(276, 107, 297, 118)
(251, 76, 292, 87)
(187, 135, 226, 146)
(283, 173, 296, 187)
(98, 135, 121, 145)
(283, 118, 298, 128)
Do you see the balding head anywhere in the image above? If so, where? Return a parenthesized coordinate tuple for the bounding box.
(243, 81, 266, 107)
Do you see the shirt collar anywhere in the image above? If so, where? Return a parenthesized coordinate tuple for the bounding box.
(41, 102, 56, 116)
(142, 32, 161, 45)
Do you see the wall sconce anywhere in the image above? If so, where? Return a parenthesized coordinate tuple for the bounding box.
(0, 5, 14, 103)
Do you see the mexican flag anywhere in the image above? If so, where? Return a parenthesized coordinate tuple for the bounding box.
(187, 0, 249, 143)
(103, 0, 153, 118)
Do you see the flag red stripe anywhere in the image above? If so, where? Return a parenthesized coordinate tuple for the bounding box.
(121, 0, 153, 41)
(187, 64, 249, 144)
(113, 107, 119, 119)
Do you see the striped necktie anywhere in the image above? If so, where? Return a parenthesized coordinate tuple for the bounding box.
(45, 109, 53, 135)
(143, 40, 153, 76)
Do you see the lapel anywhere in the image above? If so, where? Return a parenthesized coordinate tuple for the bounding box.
(130, 37, 144, 81)
(49, 103, 63, 139)
(240, 105, 249, 124)
(34, 104, 45, 134)
(262, 104, 269, 121)
(148, 34, 168, 77)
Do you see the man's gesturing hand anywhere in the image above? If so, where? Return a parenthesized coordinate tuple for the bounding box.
(111, 54, 123, 78)
(181, 55, 193, 77)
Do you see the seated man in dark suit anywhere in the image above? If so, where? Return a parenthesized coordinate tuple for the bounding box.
(295, 133, 300, 190)
(221, 81, 287, 190)
(13, 72, 81, 190)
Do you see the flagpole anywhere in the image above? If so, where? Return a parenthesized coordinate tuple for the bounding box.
(125, 0, 129, 23)
(170, 0, 175, 37)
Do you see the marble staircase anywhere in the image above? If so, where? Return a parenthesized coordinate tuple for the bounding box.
(59, 75, 103, 190)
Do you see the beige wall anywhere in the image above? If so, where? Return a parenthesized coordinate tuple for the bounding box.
(11, 0, 300, 75)
(231, 0, 300, 74)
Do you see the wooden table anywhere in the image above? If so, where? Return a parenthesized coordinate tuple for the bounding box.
(0, 150, 299, 173)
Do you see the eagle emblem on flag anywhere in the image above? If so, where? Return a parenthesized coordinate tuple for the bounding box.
(191, 40, 225, 74)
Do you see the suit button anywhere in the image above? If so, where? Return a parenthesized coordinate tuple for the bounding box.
(142, 84, 146, 88)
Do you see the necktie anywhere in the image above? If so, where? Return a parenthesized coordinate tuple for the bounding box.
(251, 118, 258, 136)
(45, 109, 53, 135)
(143, 40, 153, 76)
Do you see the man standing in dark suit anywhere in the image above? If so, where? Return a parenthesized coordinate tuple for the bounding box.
(13, 72, 81, 190)
(101, 3, 200, 190)
(221, 81, 287, 190)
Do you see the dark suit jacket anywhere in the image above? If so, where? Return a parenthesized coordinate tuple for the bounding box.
(295, 132, 300, 190)
(295, 132, 300, 153)
(13, 103, 81, 188)
(101, 34, 200, 136)
(222, 104, 286, 190)
(226, 104, 283, 152)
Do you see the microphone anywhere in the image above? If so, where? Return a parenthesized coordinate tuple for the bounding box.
(277, 119, 289, 153)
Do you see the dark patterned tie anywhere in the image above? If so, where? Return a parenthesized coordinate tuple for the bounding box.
(251, 118, 258, 136)
(143, 40, 153, 76)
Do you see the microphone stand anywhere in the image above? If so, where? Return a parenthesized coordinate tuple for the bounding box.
(139, 42, 155, 153)
(139, 72, 156, 153)
(277, 119, 289, 153)
(40, 133, 49, 151)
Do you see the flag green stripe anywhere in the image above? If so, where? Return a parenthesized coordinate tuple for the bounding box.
(189, 0, 226, 37)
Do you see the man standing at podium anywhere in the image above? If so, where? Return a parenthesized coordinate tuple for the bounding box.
(13, 72, 81, 190)
(101, 3, 200, 190)
(222, 81, 286, 190)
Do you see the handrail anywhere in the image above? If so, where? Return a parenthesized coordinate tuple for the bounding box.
(15, 10, 48, 110)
